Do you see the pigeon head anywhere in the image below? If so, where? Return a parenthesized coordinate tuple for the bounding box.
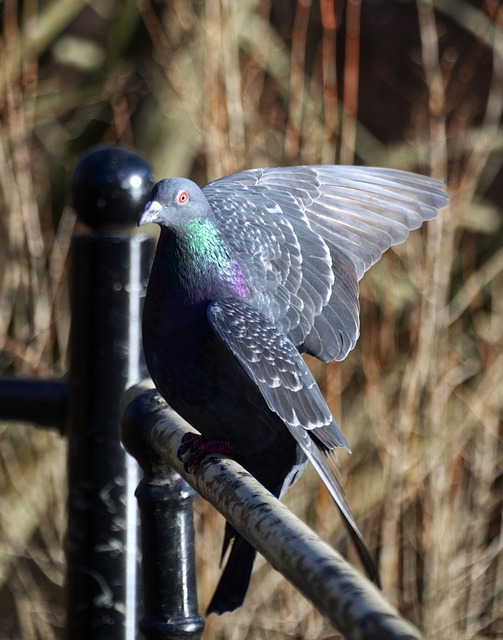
(139, 177, 212, 231)
(140, 177, 250, 302)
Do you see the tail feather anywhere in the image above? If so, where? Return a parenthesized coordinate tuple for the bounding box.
(288, 422, 381, 587)
(315, 444, 381, 587)
(206, 524, 257, 615)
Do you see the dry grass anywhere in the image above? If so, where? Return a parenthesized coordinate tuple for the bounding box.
(1, 0, 502, 638)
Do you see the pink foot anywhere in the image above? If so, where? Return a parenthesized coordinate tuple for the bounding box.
(177, 432, 240, 472)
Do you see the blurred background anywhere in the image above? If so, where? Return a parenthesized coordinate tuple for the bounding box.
(0, 0, 502, 638)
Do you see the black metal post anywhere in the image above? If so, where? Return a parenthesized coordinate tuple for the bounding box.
(1, 145, 204, 639)
(122, 390, 205, 640)
(66, 146, 154, 639)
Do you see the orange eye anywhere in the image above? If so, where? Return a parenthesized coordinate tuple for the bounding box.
(177, 190, 189, 204)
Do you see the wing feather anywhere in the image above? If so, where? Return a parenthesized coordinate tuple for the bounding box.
(204, 165, 448, 360)
(208, 298, 380, 585)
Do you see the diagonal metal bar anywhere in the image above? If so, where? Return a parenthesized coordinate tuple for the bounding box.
(122, 381, 424, 640)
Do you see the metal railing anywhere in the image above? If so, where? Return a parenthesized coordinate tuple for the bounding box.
(0, 146, 424, 640)
(122, 382, 424, 640)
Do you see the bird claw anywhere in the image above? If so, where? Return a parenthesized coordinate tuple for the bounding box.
(177, 432, 240, 472)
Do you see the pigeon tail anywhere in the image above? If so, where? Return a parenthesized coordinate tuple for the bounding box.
(206, 529, 257, 615)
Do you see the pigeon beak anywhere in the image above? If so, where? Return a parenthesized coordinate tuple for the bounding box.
(138, 200, 164, 227)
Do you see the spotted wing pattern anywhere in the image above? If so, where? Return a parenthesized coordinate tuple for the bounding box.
(204, 166, 447, 361)
(208, 297, 381, 585)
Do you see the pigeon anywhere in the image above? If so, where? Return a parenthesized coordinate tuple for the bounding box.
(139, 165, 448, 615)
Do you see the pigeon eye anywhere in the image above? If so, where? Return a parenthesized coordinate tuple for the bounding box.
(177, 190, 189, 204)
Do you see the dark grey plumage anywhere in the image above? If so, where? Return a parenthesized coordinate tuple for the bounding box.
(139, 165, 448, 614)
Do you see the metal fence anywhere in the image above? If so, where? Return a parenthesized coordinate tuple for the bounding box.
(0, 146, 424, 640)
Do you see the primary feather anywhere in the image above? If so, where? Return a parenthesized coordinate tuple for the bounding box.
(139, 165, 448, 614)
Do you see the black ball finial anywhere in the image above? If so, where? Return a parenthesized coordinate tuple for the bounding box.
(71, 145, 155, 231)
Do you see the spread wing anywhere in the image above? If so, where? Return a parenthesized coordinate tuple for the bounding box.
(207, 297, 380, 585)
(203, 165, 448, 361)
